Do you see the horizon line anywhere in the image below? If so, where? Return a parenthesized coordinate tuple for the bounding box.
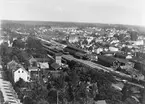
(1, 19, 145, 28)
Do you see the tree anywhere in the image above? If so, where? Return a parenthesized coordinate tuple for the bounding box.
(82, 39, 88, 45)
(12, 39, 25, 49)
(26, 36, 42, 49)
(0, 42, 9, 56)
(89, 70, 123, 103)
(75, 82, 87, 104)
(2, 56, 11, 66)
(65, 83, 74, 102)
(37, 99, 49, 104)
(9, 47, 21, 59)
(23, 96, 33, 104)
(12, 55, 19, 63)
(142, 88, 145, 104)
(15, 78, 26, 88)
(47, 89, 57, 103)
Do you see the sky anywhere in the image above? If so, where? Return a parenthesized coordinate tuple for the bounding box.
(0, 0, 145, 26)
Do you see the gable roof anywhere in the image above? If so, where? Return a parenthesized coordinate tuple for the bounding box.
(7, 60, 18, 68)
(7, 60, 23, 71)
(14, 66, 29, 75)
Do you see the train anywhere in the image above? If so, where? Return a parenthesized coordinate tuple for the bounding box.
(63, 45, 89, 60)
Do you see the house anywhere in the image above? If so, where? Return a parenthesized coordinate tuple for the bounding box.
(28, 57, 38, 67)
(28, 67, 40, 80)
(13, 67, 30, 83)
(7, 60, 18, 71)
(133, 40, 144, 45)
(7, 60, 30, 83)
(35, 58, 50, 69)
(95, 48, 103, 54)
(68, 35, 79, 43)
(126, 54, 133, 59)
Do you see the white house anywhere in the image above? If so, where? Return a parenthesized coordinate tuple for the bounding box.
(133, 40, 144, 45)
(13, 67, 30, 83)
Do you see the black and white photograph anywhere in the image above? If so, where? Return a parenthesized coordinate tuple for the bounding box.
(0, 0, 145, 104)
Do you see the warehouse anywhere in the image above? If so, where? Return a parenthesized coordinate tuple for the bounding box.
(97, 55, 120, 69)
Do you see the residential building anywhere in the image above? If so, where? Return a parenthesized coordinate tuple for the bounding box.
(13, 67, 30, 83)
(28, 67, 40, 81)
(50, 62, 61, 70)
(7, 60, 19, 71)
(28, 57, 38, 67)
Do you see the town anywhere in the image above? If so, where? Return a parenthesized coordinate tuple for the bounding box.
(0, 21, 145, 104)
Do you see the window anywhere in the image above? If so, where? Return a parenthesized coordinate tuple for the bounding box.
(22, 71, 24, 73)
(18, 71, 20, 73)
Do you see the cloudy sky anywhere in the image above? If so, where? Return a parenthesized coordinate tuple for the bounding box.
(0, 0, 145, 26)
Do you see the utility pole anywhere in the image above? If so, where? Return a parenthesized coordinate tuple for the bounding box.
(57, 90, 59, 104)
(141, 64, 145, 104)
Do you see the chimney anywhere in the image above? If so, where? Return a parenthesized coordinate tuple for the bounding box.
(55, 53, 62, 66)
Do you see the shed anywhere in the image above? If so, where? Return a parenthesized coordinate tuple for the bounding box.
(50, 62, 61, 70)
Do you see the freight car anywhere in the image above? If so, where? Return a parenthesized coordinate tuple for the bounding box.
(114, 52, 127, 59)
(63, 45, 89, 60)
(129, 58, 145, 74)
